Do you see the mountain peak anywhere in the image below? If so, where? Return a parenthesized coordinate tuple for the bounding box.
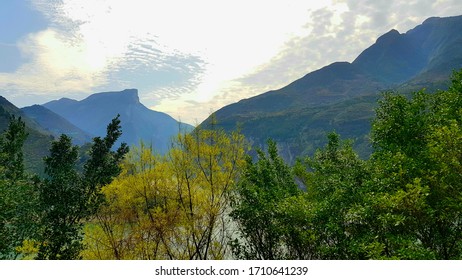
(420, 15, 462, 26)
(83, 89, 140, 105)
(376, 29, 401, 44)
(422, 16, 440, 25)
(120, 88, 140, 103)
(21, 104, 92, 145)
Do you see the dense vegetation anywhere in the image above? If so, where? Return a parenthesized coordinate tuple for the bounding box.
(1, 71, 462, 259)
(0, 115, 128, 259)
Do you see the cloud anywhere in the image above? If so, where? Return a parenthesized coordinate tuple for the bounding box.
(0, 29, 108, 95)
(3, 0, 327, 117)
(97, 37, 207, 103)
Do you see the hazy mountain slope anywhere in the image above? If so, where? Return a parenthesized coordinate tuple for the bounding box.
(0, 96, 53, 174)
(218, 61, 386, 120)
(352, 29, 426, 84)
(404, 18, 462, 91)
(22, 105, 92, 146)
(356, 16, 462, 89)
(44, 89, 193, 153)
(201, 15, 462, 160)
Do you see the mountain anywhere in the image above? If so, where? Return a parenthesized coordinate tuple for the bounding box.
(0, 96, 53, 174)
(200, 15, 462, 160)
(21, 105, 92, 146)
(355, 16, 462, 89)
(43, 89, 194, 153)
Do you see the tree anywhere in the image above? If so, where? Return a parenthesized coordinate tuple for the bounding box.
(82, 143, 176, 259)
(295, 133, 370, 259)
(0, 116, 28, 181)
(0, 117, 38, 259)
(36, 115, 128, 259)
(364, 69, 462, 259)
(36, 135, 83, 259)
(82, 126, 246, 260)
(230, 139, 301, 259)
(83, 114, 129, 215)
(425, 121, 462, 258)
(167, 126, 246, 259)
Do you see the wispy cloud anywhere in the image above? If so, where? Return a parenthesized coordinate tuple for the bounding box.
(99, 37, 207, 103)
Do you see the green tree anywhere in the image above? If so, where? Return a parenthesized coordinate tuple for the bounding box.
(425, 121, 462, 258)
(0, 117, 38, 259)
(230, 139, 300, 259)
(36, 115, 128, 259)
(364, 70, 462, 259)
(296, 133, 369, 259)
(83, 114, 129, 215)
(0, 116, 28, 181)
(36, 135, 83, 259)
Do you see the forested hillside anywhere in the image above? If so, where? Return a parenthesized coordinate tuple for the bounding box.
(0, 97, 53, 174)
(2, 70, 462, 260)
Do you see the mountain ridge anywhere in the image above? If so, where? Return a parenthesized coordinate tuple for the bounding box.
(21, 104, 92, 146)
(200, 15, 462, 160)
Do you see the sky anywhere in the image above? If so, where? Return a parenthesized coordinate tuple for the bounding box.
(1, 0, 462, 124)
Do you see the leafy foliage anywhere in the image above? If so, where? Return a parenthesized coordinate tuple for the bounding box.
(82, 125, 246, 259)
(36, 135, 83, 259)
(36, 115, 128, 259)
(364, 71, 462, 259)
(296, 133, 370, 259)
(230, 139, 301, 259)
(0, 117, 39, 259)
(228, 69, 462, 260)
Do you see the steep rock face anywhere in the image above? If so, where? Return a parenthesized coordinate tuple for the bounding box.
(44, 89, 193, 153)
(403, 16, 462, 88)
(354, 15, 462, 87)
(200, 15, 462, 160)
(353, 29, 427, 84)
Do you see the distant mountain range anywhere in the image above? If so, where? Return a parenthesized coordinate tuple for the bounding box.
(201, 15, 462, 161)
(43, 89, 193, 153)
(0, 89, 193, 173)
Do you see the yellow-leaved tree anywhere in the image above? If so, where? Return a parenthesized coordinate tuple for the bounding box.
(82, 126, 246, 259)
